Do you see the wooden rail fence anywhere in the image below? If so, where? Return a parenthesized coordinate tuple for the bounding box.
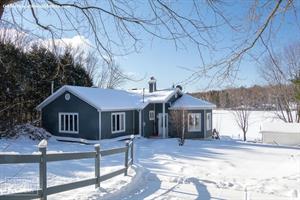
(0, 135, 135, 200)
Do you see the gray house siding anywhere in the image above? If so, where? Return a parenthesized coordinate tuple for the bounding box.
(142, 104, 155, 137)
(41, 92, 99, 140)
(153, 94, 178, 136)
(40, 88, 213, 140)
(101, 110, 138, 139)
(168, 109, 213, 139)
(142, 94, 178, 137)
(185, 110, 205, 138)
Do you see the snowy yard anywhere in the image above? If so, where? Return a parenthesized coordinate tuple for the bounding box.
(0, 110, 299, 200)
(213, 109, 294, 140)
(1, 137, 300, 199)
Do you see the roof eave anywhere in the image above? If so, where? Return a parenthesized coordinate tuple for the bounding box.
(36, 86, 102, 111)
(36, 86, 67, 111)
(169, 106, 216, 110)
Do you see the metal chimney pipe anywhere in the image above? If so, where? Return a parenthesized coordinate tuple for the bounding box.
(51, 81, 54, 94)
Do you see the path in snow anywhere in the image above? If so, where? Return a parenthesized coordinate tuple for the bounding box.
(104, 138, 300, 200)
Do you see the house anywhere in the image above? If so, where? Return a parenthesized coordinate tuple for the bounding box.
(260, 122, 300, 146)
(36, 77, 216, 140)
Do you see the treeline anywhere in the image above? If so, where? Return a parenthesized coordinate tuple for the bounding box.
(0, 42, 93, 135)
(191, 85, 295, 110)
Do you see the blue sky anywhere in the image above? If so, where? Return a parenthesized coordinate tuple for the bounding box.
(116, 1, 300, 92)
(3, 1, 300, 92)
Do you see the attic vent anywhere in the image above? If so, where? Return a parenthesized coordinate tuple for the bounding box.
(65, 93, 71, 101)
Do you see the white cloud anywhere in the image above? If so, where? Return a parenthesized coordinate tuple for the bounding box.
(40, 35, 93, 55)
(0, 28, 93, 55)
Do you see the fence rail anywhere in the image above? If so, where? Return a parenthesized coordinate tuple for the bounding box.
(0, 135, 135, 200)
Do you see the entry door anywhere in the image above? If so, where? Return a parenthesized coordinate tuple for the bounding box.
(158, 113, 168, 138)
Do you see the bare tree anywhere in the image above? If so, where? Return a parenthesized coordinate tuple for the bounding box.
(231, 88, 252, 141)
(0, 0, 298, 86)
(233, 108, 251, 142)
(261, 42, 300, 123)
(169, 109, 187, 145)
(96, 60, 132, 89)
(70, 47, 132, 89)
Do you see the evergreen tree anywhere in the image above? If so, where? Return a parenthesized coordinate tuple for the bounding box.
(0, 42, 93, 136)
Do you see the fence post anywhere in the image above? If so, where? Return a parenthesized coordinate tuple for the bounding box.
(124, 141, 129, 176)
(130, 135, 134, 164)
(38, 140, 47, 200)
(94, 144, 100, 188)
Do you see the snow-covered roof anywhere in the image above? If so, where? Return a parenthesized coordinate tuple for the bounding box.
(170, 94, 216, 110)
(37, 85, 149, 111)
(37, 86, 176, 111)
(127, 88, 175, 103)
(260, 122, 300, 134)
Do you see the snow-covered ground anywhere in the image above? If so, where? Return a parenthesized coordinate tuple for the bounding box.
(0, 110, 299, 199)
(0, 137, 136, 199)
(213, 110, 291, 140)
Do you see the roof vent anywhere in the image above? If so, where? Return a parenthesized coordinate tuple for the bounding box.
(176, 85, 183, 97)
(148, 76, 157, 93)
(176, 85, 182, 91)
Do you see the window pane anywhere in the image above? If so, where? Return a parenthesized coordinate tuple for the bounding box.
(60, 115, 64, 131)
(117, 114, 120, 130)
(65, 115, 69, 131)
(74, 115, 78, 131)
(120, 114, 124, 130)
(189, 114, 193, 126)
(70, 115, 73, 131)
(112, 115, 116, 131)
(195, 115, 200, 130)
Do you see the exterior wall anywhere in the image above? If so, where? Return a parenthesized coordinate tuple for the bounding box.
(168, 109, 213, 139)
(262, 132, 300, 146)
(101, 110, 138, 139)
(184, 110, 205, 138)
(141, 93, 179, 137)
(142, 104, 155, 137)
(41, 88, 213, 140)
(139, 93, 215, 139)
(42, 92, 99, 140)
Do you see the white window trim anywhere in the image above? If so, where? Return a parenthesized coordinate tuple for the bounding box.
(149, 110, 155, 120)
(58, 112, 79, 134)
(111, 112, 126, 134)
(188, 113, 201, 132)
(207, 112, 212, 131)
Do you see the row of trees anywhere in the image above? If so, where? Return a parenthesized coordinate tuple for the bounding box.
(0, 40, 93, 136)
(192, 85, 287, 110)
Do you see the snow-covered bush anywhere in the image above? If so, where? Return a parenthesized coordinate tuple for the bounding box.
(2, 123, 51, 140)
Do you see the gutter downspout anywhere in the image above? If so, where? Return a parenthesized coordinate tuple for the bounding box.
(204, 110, 207, 138)
(163, 103, 166, 138)
(182, 109, 185, 139)
(139, 110, 142, 137)
(98, 109, 102, 140)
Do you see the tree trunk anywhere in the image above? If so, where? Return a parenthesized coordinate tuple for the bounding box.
(243, 130, 246, 141)
(0, 0, 20, 20)
(0, 4, 4, 19)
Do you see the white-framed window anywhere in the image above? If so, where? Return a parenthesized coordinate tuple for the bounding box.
(59, 112, 79, 134)
(111, 112, 126, 134)
(149, 110, 155, 120)
(188, 113, 201, 132)
(207, 112, 212, 131)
